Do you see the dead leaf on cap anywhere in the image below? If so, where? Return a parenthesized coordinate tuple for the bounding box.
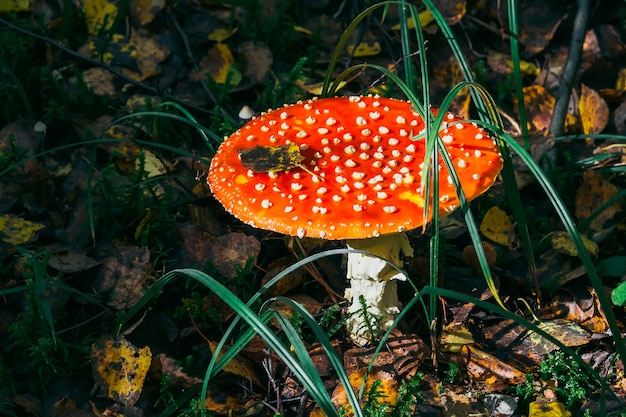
(575, 170, 622, 232)
(480, 206, 516, 248)
(579, 84, 609, 137)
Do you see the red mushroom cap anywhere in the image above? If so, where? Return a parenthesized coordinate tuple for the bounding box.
(208, 96, 502, 240)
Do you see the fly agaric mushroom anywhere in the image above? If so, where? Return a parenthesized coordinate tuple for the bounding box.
(208, 96, 502, 345)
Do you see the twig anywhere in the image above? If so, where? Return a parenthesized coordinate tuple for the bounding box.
(0, 17, 216, 117)
(549, 0, 590, 137)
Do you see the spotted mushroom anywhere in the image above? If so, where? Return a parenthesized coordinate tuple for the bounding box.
(208, 96, 503, 345)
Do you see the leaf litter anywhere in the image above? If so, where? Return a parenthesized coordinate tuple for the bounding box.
(1, 0, 626, 416)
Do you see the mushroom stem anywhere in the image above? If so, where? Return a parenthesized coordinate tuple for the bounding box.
(344, 233, 414, 346)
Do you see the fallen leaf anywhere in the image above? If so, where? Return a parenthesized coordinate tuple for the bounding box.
(579, 84, 609, 136)
(529, 400, 571, 417)
(550, 231, 599, 257)
(48, 252, 100, 273)
(192, 43, 241, 85)
(238, 41, 273, 84)
(84, 0, 118, 35)
(480, 206, 516, 248)
(207, 232, 261, 279)
(208, 341, 262, 387)
(461, 345, 526, 385)
(440, 323, 474, 353)
(0, 0, 31, 12)
(94, 246, 152, 309)
(0, 214, 45, 245)
(330, 368, 398, 417)
(346, 42, 381, 57)
(91, 335, 152, 406)
(518, 85, 555, 133)
(130, 0, 165, 26)
(575, 170, 622, 232)
(81, 67, 116, 97)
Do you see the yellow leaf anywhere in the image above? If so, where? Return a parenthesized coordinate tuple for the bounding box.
(579, 84, 609, 136)
(208, 27, 238, 42)
(136, 149, 167, 178)
(347, 42, 381, 57)
(551, 231, 598, 257)
(480, 206, 516, 248)
(575, 170, 622, 232)
(391, 9, 434, 30)
(90, 336, 152, 406)
(506, 58, 539, 76)
(0, 215, 45, 245)
(208, 341, 262, 386)
(84, 0, 118, 35)
(529, 400, 571, 417)
(616, 68, 626, 91)
(440, 323, 474, 353)
(0, 0, 32, 12)
(212, 43, 236, 84)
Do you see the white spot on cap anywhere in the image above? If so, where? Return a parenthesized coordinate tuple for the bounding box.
(344, 145, 357, 154)
(475, 132, 484, 139)
(297, 227, 305, 238)
(318, 127, 329, 134)
(291, 183, 303, 191)
(396, 115, 406, 124)
(255, 184, 265, 191)
(369, 111, 381, 120)
(442, 135, 453, 144)
(389, 138, 399, 146)
(326, 117, 337, 125)
(356, 116, 367, 126)
(296, 131, 307, 138)
(378, 126, 390, 134)
(284, 206, 294, 213)
(332, 195, 342, 202)
(383, 206, 397, 213)
(261, 199, 272, 209)
(345, 159, 357, 168)
(353, 204, 363, 212)
(281, 122, 290, 130)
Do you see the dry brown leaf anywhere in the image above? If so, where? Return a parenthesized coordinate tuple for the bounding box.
(150, 353, 202, 389)
(461, 344, 526, 385)
(130, 0, 165, 26)
(575, 170, 622, 232)
(551, 288, 611, 334)
(238, 41, 273, 84)
(208, 341, 262, 387)
(94, 246, 152, 309)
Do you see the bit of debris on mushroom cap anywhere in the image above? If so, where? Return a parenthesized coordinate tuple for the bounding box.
(208, 96, 503, 240)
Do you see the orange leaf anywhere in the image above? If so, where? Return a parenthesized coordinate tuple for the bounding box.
(578, 84, 609, 136)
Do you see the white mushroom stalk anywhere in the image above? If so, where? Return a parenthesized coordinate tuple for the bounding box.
(207, 96, 503, 346)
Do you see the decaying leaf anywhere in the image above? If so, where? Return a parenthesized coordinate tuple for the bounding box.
(94, 246, 152, 309)
(151, 353, 202, 389)
(529, 400, 571, 417)
(440, 323, 474, 353)
(575, 170, 622, 232)
(480, 206, 516, 248)
(518, 85, 555, 133)
(84, 0, 118, 35)
(346, 42, 381, 57)
(461, 345, 526, 386)
(208, 341, 262, 387)
(192, 43, 241, 85)
(0, 0, 31, 12)
(238, 143, 305, 173)
(579, 84, 609, 136)
(550, 231, 599, 257)
(81, 67, 116, 97)
(130, 0, 165, 26)
(91, 335, 152, 406)
(328, 368, 399, 417)
(0, 214, 45, 245)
